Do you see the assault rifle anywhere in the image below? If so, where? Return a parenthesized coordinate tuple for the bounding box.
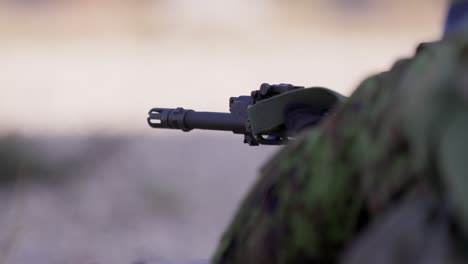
(147, 83, 346, 146)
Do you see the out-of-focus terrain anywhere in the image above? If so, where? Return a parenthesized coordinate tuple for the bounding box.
(0, 135, 273, 264)
(0, 0, 445, 263)
(0, 0, 444, 134)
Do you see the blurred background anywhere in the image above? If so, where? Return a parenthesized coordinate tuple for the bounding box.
(0, 0, 445, 263)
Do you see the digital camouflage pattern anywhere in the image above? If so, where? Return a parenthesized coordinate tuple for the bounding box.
(213, 27, 468, 264)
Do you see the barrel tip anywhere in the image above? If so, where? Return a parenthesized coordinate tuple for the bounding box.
(147, 108, 164, 128)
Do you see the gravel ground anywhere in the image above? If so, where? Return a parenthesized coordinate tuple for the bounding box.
(0, 134, 275, 264)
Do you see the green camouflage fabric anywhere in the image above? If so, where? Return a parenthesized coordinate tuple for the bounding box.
(212, 33, 468, 263)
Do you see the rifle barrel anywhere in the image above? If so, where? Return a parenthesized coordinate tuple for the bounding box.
(148, 108, 247, 134)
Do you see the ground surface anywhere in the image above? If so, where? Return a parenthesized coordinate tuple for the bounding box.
(0, 135, 274, 264)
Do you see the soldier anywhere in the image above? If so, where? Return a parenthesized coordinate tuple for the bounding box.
(212, 0, 468, 263)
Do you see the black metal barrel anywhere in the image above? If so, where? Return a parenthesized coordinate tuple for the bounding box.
(148, 107, 247, 134)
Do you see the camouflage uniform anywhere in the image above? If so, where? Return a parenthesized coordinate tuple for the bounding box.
(213, 1, 468, 263)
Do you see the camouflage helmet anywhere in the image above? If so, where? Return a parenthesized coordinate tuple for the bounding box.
(445, 0, 468, 35)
